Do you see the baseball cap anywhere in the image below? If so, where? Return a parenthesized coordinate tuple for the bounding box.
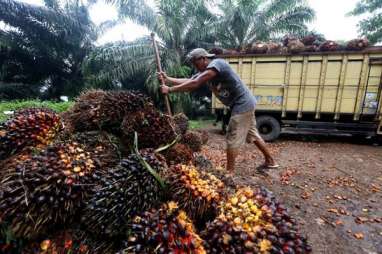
(186, 48, 215, 61)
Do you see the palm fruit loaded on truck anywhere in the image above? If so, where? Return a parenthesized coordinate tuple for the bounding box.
(212, 46, 382, 141)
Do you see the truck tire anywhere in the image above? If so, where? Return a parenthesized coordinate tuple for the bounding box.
(256, 115, 281, 142)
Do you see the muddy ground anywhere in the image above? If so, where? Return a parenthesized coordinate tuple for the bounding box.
(199, 125, 382, 254)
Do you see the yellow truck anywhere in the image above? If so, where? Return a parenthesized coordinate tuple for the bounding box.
(212, 47, 382, 141)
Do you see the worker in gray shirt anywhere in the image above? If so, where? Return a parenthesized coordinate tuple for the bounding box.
(159, 48, 279, 174)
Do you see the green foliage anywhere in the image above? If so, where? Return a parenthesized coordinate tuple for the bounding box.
(215, 0, 315, 49)
(0, 100, 73, 122)
(0, 0, 117, 99)
(189, 119, 214, 129)
(83, 0, 215, 111)
(349, 0, 382, 44)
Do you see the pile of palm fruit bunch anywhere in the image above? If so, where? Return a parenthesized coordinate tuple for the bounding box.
(164, 165, 225, 224)
(213, 34, 371, 56)
(319, 40, 343, 52)
(119, 201, 206, 254)
(0, 108, 62, 160)
(0, 89, 313, 253)
(346, 38, 369, 51)
(201, 187, 312, 254)
(63, 89, 153, 133)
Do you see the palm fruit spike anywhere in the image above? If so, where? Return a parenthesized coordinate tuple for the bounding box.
(23, 229, 118, 254)
(173, 113, 189, 135)
(346, 38, 369, 51)
(164, 164, 225, 223)
(63, 89, 107, 131)
(82, 149, 167, 237)
(121, 107, 177, 149)
(0, 142, 98, 239)
(57, 131, 122, 168)
(0, 107, 62, 160)
(202, 187, 312, 254)
(181, 130, 203, 152)
(120, 201, 206, 254)
(162, 143, 193, 165)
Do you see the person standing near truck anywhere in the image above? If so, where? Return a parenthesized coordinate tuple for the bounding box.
(159, 48, 279, 173)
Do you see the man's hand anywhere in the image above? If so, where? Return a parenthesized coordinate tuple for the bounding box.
(157, 71, 168, 83)
(160, 85, 170, 94)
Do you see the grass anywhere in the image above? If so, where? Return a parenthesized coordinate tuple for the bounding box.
(189, 119, 215, 129)
(0, 100, 73, 122)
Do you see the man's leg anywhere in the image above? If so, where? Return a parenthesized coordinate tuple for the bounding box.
(226, 111, 251, 173)
(247, 112, 278, 167)
(253, 138, 276, 166)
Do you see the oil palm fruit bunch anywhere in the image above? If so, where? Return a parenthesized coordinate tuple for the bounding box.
(0, 108, 62, 160)
(246, 42, 268, 54)
(57, 131, 122, 169)
(120, 201, 206, 254)
(301, 33, 325, 46)
(202, 187, 312, 254)
(173, 113, 189, 135)
(266, 42, 282, 54)
(181, 131, 203, 152)
(121, 107, 177, 149)
(23, 229, 118, 254)
(0, 142, 98, 239)
(82, 149, 167, 237)
(209, 47, 224, 55)
(346, 38, 369, 51)
(99, 90, 153, 130)
(164, 165, 225, 222)
(282, 35, 298, 46)
(287, 39, 305, 54)
(319, 40, 340, 52)
(161, 143, 193, 165)
(63, 89, 107, 131)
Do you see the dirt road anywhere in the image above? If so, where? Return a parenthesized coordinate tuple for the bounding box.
(200, 126, 382, 254)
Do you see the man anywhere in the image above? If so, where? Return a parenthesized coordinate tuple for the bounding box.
(159, 48, 279, 173)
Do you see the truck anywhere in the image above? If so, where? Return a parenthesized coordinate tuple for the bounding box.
(212, 47, 382, 141)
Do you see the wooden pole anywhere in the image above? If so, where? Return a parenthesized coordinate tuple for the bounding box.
(150, 33, 172, 116)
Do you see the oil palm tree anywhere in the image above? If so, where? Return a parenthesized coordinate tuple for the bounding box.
(0, 0, 116, 99)
(215, 0, 315, 50)
(83, 0, 216, 109)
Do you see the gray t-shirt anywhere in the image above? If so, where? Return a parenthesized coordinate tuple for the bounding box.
(197, 58, 256, 115)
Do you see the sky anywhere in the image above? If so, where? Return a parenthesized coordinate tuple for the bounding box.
(11, 0, 365, 45)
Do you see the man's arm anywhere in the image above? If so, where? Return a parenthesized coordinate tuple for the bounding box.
(166, 77, 191, 86)
(158, 71, 191, 86)
(161, 69, 217, 94)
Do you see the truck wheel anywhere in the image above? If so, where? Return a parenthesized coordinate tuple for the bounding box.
(256, 115, 281, 142)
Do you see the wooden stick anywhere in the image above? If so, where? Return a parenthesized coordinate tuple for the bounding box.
(150, 33, 172, 116)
